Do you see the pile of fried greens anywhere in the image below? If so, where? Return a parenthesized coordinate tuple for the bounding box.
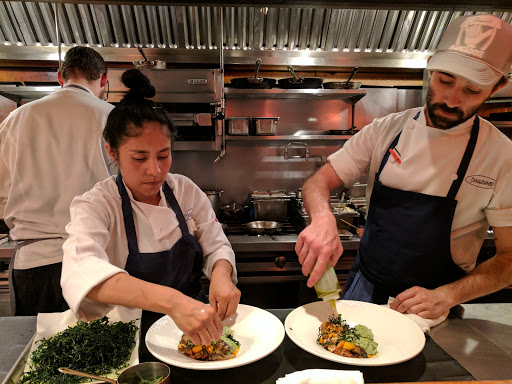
(20, 316, 139, 384)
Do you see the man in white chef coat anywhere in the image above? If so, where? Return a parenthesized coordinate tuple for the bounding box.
(296, 14, 512, 319)
(0, 47, 114, 315)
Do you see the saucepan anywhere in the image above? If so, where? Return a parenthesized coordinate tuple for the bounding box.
(230, 58, 276, 89)
(59, 362, 170, 384)
(246, 221, 283, 235)
(323, 67, 361, 89)
(278, 66, 323, 89)
(221, 203, 250, 220)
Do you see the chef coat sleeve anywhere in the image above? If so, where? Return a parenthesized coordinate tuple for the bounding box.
(61, 194, 127, 319)
(484, 155, 512, 228)
(327, 117, 383, 188)
(181, 179, 237, 284)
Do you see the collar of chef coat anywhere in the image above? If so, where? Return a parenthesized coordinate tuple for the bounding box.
(62, 82, 95, 95)
(120, 179, 180, 241)
(416, 106, 476, 133)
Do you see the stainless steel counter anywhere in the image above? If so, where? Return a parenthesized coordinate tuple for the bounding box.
(1, 304, 510, 384)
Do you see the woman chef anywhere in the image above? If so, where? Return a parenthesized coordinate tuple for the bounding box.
(61, 69, 240, 361)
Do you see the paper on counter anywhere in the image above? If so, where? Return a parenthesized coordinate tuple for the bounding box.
(385, 297, 448, 334)
(23, 307, 141, 377)
(276, 369, 364, 384)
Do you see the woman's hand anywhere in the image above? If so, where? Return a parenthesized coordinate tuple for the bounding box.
(209, 259, 241, 320)
(168, 294, 223, 346)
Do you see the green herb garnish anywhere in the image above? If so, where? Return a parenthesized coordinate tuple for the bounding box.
(20, 316, 139, 384)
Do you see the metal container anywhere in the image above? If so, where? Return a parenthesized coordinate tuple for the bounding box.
(251, 191, 290, 221)
(252, 198, 289, 221)
(251, 117, 279, 136)
(226, 117, 250, 135)
(204, 190, 223, 218)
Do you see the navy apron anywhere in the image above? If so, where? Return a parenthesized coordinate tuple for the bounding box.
(116, 174, 206, 362)
(343, 112, 480, 303)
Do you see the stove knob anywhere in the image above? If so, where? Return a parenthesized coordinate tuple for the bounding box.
(274, 256, 287, 269)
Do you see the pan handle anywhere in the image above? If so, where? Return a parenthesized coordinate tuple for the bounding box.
(287, 66, 300, 82)
(137, 46, 149, 62)
(346, 67, 358, 84)
(254, 58, 262, 80)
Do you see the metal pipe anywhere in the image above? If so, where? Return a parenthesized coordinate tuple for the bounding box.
(55, 3, 61, 68)
(214, 6, 226, 164)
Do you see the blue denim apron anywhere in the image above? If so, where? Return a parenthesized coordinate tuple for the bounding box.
(343, 112, 480, 303)
(116, 174, 206, 361)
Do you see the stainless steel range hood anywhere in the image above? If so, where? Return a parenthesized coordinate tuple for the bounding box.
(1, 1, 511, 69)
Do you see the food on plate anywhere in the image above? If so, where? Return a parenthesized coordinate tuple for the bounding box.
(178, 326, 240, 361)
(20, 316, 139, 384)
(317, 314, 378, 358)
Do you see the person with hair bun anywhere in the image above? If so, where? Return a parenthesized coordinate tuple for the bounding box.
(61, 69, 239, 360)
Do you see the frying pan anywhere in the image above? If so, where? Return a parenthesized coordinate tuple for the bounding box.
(59, 362, 170, 384)
(324, 67, 361, 89)
(278, 66, 323, 89)
(230, 58, 276, 89)
(246, 221, 283, 235)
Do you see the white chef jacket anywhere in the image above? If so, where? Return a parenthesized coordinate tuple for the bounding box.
(61, 173, 237, 320)
(328, 106, 512, 271)
(0, 85, 114, 269)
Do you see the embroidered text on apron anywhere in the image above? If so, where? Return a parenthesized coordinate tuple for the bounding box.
(343, 112, 480, 303)
(116, 174, 205, 362)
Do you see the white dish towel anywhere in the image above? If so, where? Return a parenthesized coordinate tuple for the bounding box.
(385, 297, 449, 334)
(276, 369, 364, 384)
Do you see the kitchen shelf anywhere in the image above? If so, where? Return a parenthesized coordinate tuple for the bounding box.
(224, 88, 366, 101)
(173, 141, 218, 151)
(225, 135, 353, 141)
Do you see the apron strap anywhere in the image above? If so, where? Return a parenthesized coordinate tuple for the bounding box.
(116, 173, 141, 255)
(376, 111, 420, 181)
(116, 173, 191, 256)
(162, 181, 191, 236)
(446, 117, 480, 200)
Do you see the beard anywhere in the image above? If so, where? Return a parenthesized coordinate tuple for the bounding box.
(425, 86, 485, 130)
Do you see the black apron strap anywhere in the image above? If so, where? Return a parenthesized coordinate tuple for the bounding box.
(375, 111, 420, 181)
(162, 181, 191, 236)
(447, 117, 480, 200)
(116, 174, 141, 255)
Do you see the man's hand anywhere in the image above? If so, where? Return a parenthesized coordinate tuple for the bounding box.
(296, 213, 343, 288)
(389, 286, 451, 319)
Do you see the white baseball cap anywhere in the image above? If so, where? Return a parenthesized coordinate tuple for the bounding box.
(426, 14, 512, 88)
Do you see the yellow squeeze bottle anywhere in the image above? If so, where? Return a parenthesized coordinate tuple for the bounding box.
(313, 265, 341, 313)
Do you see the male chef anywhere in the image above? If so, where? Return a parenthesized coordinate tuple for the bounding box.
(0, 47, 114, 315)
(296, 14, 512, 319)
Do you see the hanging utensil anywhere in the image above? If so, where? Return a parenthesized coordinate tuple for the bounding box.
(324, 67, 361, 89)
(133, 47, 166, 69)
(230, 58, 276, 89)
(278, 66, 323, 89)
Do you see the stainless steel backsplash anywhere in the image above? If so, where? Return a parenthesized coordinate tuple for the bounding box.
(171, 88, 422, 205)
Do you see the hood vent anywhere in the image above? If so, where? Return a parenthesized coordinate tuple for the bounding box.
(0, 2, 511, 68)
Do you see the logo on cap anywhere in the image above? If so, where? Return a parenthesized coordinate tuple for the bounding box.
(450, 16, 502, 59)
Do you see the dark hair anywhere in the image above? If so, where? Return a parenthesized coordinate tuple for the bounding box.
(492, 76, 508, 93)
(103, 69, 176, 152)
(60, 46, 107, 81)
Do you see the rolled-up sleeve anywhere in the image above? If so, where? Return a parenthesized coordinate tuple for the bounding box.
(484, 155, 512, 228)
(327, 118, 382, 188)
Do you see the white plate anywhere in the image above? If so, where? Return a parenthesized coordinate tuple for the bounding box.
(145, 304, 285, 370)
(285, 300, 425, 366)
